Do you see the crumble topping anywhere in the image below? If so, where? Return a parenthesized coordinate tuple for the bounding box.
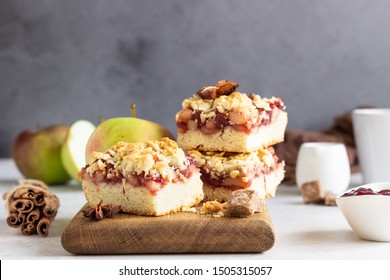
(85, 138, 191, 182)
(177, 91, 284, 125)
(199, 200, 227, 217)
(188, 148, 277, 179)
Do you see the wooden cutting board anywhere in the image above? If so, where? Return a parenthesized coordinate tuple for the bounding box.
(61, 204, 275, 255)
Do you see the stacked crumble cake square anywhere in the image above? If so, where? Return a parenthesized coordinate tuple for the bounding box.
(79, 138, 204, 216)
(176, 80, 287, 202)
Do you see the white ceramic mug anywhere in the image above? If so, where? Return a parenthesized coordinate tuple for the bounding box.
(352, 108, 390, 183)
(296, 142, 351, 194)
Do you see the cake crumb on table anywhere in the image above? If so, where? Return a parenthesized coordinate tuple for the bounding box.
(199, 201, 226, 217)
(324, 192, 337, 206)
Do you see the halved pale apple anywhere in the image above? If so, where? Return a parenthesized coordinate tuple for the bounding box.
(61, 120, 96, 182)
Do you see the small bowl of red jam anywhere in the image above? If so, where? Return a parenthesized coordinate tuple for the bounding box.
(336, 182, 390, 242)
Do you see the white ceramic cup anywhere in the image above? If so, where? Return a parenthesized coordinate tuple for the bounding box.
(296, 142, 351, 194)
(352, 108, 390, 183)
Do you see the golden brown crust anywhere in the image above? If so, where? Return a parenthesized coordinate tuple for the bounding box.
(82, 171, 204, 216)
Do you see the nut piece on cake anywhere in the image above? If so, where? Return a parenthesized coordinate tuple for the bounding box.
(188, 147, 285, 202)
(176, 81, 288, 152)
(197, 80, 239, 99)
(78, 138, 204, 216)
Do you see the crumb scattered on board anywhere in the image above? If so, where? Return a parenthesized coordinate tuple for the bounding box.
(195, 189, 266, 218)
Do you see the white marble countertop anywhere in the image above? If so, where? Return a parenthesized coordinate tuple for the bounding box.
(1, 158, 390, 260)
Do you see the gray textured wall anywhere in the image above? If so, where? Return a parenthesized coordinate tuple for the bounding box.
(1, 0, 390, 157)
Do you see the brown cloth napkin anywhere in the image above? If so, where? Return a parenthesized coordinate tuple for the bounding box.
(274, 106, 373, 185)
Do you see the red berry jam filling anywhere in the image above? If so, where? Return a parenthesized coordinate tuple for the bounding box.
(80, 154, 197, 195)
(198, 164, 277, 190)
(341, 187, 390, 197)
(378, 189, 390, 195)
(200, 172, 253, 190)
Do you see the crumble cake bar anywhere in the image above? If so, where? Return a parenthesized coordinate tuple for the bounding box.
(79, 138, 204, 216)
(188, 147, 285, 202)
(176, 80, 288, 152)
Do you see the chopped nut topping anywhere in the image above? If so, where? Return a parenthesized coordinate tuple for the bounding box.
(197, 80, 239, 99)
(216, 80, 239, 95)
(197, 86, 218, 99)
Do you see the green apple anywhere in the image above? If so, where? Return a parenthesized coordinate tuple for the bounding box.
(85, 105, 174, 162)
(61, 120, 96, 181)
(12, 125, 71, 185)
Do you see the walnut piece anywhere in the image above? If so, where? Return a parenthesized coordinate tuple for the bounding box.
(197, 86, 218, 99)
(197, 80, 239, 99)
(216, 80, 239, 96)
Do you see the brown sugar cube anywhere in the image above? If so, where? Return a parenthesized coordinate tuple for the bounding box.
(226, 189, 265, 218)
(324, 192, 337, 206)
(300, 180, 325, 204)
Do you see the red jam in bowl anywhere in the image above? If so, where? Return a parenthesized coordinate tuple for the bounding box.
(341, 187, 390, 197)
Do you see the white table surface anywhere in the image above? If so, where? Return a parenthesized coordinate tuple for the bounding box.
(1, 158, 390, 260)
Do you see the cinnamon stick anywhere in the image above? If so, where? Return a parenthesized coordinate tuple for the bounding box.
(37, 217, 51, 237)
(9, 198, 35, 213)
(42, 197, 60, 219)
(21, 222, 36, 236)
(26, 209, 41, 223)
(3, 179, 60, 237)
(7, 213, 25, 228)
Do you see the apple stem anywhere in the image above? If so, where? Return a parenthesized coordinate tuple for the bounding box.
(130, 104, 136, 118)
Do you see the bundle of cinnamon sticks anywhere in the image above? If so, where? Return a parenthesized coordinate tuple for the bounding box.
(3, 179, 60, 237)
